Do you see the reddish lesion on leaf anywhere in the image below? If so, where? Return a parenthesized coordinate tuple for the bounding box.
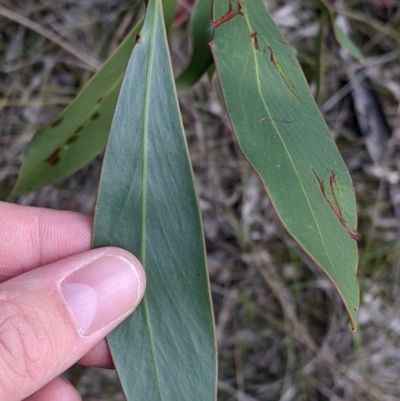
(312, 169, 358, 241)
(250, 32, 260, 51)
(268, 46, 276, 65)
(45, 148, 61, 165)
(213, 1, 244, 29)
(268, 46, 302, 104)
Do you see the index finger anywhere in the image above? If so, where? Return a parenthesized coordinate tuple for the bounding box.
(0, 202, 92, 281)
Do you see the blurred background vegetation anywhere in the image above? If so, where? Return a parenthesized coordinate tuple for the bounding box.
(1, 0, 400, 400)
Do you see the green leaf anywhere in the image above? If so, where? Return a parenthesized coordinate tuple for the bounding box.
(163, 0, 179, 30)
(334, 23, 364, 61)
(93, 0, 216, 400)
(7, 0, 178, 200)
(212, 0, 359, 328)
(7, 22, 141, 199)
(0, 188, 11, 201)
(175, 0, 214, 92)
(313, 0, 364, 61)
(315, 15, 327, 105)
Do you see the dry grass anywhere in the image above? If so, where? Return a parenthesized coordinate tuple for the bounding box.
(1, 0, 400, 400)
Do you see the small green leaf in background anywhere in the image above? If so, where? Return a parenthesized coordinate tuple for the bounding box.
(7, 23, 141, 199)
(315, 14, 327, 105)
(163, 0, 179, 29)
(7, 0, 178, 200)
(313, 0, 364, 61)
(93, 0, 216, 400)
(212, 0, 359, 328)
(175, 0, 214, 92)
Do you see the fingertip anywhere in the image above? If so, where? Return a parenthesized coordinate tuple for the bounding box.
(0, 203, 93, 280)
(23, 376, 82, 401)
(78, 340, 114, 369)
(0, 247, 145, 400)
(61, 249, 146, 336)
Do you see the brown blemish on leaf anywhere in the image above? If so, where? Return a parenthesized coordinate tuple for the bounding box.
(91, 112, 100, 121)
(250, 32, 259, 51)
(213, 1, 243, 29)
(45, 148, 61, 165)
(312, 169, 358, 240)
(268, 46, 302, 104)
(329, 172, 341, 211)
(97, 97, 104, 104)
(74, 126, 84, 134)
(66, 134, 79, 145)
(51, 118, 63, 128)
(135, 33, 143, 44)
(269, 46, 275, 64)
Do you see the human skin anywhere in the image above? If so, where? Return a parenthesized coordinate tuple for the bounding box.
(0, 202, 146, 401)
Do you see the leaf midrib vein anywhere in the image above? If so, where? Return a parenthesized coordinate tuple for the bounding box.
(243, 6, 336, 274)
(140, 1, 165, 400)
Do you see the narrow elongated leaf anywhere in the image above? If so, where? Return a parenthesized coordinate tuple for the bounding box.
(315, 15, 327, 105)
(175, 0, 213, 92)
(212, 0, 359, 328)
(334, 23, 363, 61)
(7, 0, 178, 199)
(7, 23, 141, 199)
(313, 0, 364, 61)
(163, 0, 179, 29)
(93, 0, 216, 400)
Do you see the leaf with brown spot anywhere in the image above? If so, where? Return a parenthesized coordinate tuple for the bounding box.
(51, 118, 63, 128)
(65, 134, 80, 145)
(6, 0, 179, 199)
(90, 112, 100, 120)
(212, 0, 359, 329)
(45, 148, 61, 165)
(250, 32, 259, 50)
(213, 1, 243, 29)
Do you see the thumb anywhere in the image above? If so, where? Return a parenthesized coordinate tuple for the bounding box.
(0, 247, 145, 401)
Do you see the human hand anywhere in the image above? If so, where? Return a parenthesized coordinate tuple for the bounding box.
(0, 202, 146, 401)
